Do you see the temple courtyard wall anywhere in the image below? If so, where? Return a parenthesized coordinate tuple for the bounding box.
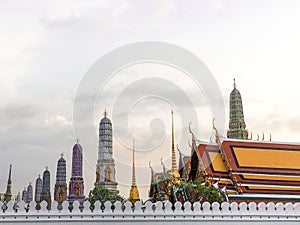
(1, 200, 300, 224)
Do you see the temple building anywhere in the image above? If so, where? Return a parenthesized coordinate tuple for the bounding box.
(54, 153, 67, 205)
(227, 79, 248, 139)
(147, 80, 300, 203)
(186, 80, 300, 203)
(40, 167, 51, 209)
(68, 140, 85, 204)
(26, 183, 33, 203)
(34, 175, 43, 203)
(95, 110, 118, 193)
(128, 140, 140, 202)
(4, 164, 12, 202)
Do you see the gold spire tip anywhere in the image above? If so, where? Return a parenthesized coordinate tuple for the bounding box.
(103, 108, 108, 117)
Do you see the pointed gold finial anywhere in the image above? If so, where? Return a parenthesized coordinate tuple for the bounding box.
(176, 144, 181, 153)
(233, 78, 236, 89)
(160, 157, 167, 175)
(212, 118, 220, 142)
(189, 122, 195, 141)
(171, 110, 179, 178)
(61, 153, 64, 158)
(129, 139, 140, 202)
(103, 108, 107, 117)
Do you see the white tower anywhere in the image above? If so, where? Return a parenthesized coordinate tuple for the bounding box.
(94, 109, 118, 193)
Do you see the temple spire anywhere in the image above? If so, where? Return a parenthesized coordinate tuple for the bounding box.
(103, 108, 107, 117)
(132, 139, 137, 186)
(95, 109, 118, 192)
(4, 164, 12, 202)
(227, 79, 248, 139)
(170, 110, 180, 178)
(129, 139, 140, 202)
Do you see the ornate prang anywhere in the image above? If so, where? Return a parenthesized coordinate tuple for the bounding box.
(35, 174, 43, 204)
(95, 109, 118, 193)
(227, 79, 248, 139)
(54, 153, 67, 205)
(40, 167, 51, 209)
(68, 142, 85, 205)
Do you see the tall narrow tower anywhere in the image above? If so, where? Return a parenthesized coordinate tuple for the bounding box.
(22, 188, 27, 202)
(129, 140, 140, 202)
(4, 164, 12, 202)
(68, 140, 85, 204)
(170, 110, 180, 178)
(35, 175, 43, 203)
(26, 183, 33, 203)
(40, 167, 51, 209)
(95, 109, 118, 193)
(227, 79, 248, 139)
(54, 153, 67, 204)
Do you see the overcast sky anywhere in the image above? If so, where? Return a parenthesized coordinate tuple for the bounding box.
(1, 0, 300, 201)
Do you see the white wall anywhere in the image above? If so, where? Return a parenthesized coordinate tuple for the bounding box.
(1, 200, 300, 224)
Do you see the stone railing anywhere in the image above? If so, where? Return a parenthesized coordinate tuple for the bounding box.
(1, 200, 300, 224)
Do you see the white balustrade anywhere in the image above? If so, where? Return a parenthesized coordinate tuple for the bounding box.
(0, 200, 299, 224)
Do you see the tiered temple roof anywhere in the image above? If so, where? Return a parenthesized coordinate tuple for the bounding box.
(192, 138, 300, 202)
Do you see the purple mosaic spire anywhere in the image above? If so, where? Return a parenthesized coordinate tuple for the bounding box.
(67, 140, 85, 205)
(26, 182, 33, 203)
(72, 139, 82, 177)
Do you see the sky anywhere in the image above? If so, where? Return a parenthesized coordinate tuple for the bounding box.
(1, 0, 300, 201)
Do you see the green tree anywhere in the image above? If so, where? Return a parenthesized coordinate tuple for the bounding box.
(86, 186, 125, 210)
(152, 176, 228, 204)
